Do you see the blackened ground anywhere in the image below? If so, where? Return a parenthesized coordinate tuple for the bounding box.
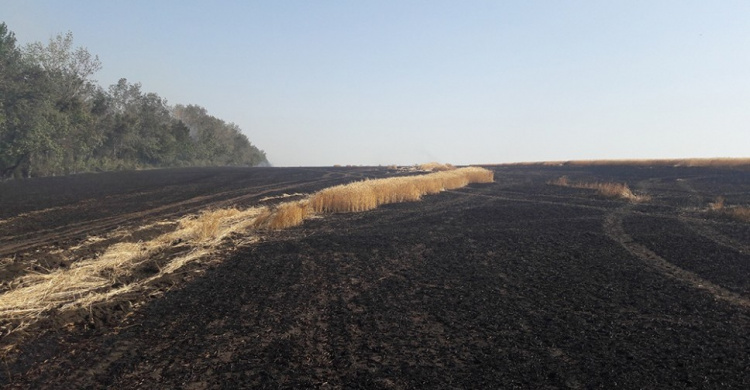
(0, 166, 386, 257)
(1, 165, 749, 389)
(0, 166, 392, 283)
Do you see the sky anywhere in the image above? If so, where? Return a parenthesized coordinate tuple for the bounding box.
(3, 1, 749, 166)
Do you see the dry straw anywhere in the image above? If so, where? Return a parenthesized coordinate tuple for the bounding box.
(417, 162, 456, 172)
(0, 207, 264, 324)
(504, 157, 750, 168)
(549, 176, 649, 202)
(708, 196, 750, 222)
(255, 166, 493, 228)
(308, 166, 492, 214)
(0, 166, 493, 331)
(728, 207, 750, 222)
(564, 158, 750, 168)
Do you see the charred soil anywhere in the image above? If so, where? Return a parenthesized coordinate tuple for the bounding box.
(1, 165, 749, 389)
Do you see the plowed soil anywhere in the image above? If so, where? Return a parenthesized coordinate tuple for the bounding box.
(1, 164, 749, 389)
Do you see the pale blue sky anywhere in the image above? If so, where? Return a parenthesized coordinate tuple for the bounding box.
(4, 1, 749, 166)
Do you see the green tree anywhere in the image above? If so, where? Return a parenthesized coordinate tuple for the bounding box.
(21, 31, 103, 175)
(94, 79, 196, 168)
(23, 31, 101, 104)
(1, 24, 268, 178)
(0, 27, 104, 177)
(0, 23, 61, 177)
(173, 104, 267, 166)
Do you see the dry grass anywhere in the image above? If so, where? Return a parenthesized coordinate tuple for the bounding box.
(0, 166, 494, 332)
(568, 158, 750, 168)
(726, 206, 750, 222)
(257, 166, 493, 229)
(708, 196, 750, 222)
(249, 167, 494, 229)
(258, 193, 306, 202)
(503, 158, 750, 168)
(549, 176, 649, 202)
(709, 196, 726, 211)
(417, 162, 456, 172)
(727, 207, 750, 222)
(253, 201, 312, 230)
(548, 176, 570, 187)
(0, 207, 264, 325)
(168, 208, 264, 245)
(0, 242, 147, 323)
(309, 167, 493, 214)
(592, 182, 642, 201)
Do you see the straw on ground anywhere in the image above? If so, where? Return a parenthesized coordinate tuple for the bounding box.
(548, 176, 650, 202)
(0, 166, 494, 333)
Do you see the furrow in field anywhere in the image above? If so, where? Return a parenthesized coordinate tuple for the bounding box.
(0, 179, 337, 258)
(678, 216, 750, 255)
(604, 206, 750, 309)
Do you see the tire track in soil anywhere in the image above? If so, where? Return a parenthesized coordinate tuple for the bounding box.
(33, 242, 344, 388)
(445, 188, 611, 212)
(603, 206, 750, 309)
(0, 168, 394, 355)
(3, 167, 749, 388)
(674, 178, 750, 255)
(675, 178, 706, 208)
(0, 182, 293, 256)
(0, 203, 92, 227)
(0, 171, 362, 259)
(679, 217, 750, 255)
(460, 180, 750, 308)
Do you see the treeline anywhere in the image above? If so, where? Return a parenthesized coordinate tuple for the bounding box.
(0, 23, 268, 179)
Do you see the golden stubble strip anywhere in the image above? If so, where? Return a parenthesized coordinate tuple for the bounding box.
(509, 158, 750, 168)
(257, 166, 494, 228)
(708, 197, 750, 223)
(549, 176, 650, 202)
(0, 207, 264, 326)
(0, 166, 494, 332)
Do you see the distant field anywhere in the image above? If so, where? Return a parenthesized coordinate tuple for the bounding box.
(1, 164, 749, 388)
(499, 157, 750, 168)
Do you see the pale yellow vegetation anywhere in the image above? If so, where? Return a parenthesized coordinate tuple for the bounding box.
(708, 196, 750, 222)
(709, 196, 725, 211)
(258, 192, 306, 202)
(566, 158, 750, 168)
(417, 162, 456, 172)
(0, 166, 494, 332)
(728, 207, 750, 222)
(253, 200, 312, 230)
(549, 176, 649, 202)
(503, 158, 750, 168)
(308, 167, 493, 214)
(726, 206, 750, 222)
(0, 207, 264, 326)
(258, 166, 493, 228)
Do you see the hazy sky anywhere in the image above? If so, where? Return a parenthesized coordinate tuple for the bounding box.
(4, 1, 749, 166)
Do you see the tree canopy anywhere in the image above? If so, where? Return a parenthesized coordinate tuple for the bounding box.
(0, 23, 268, 179)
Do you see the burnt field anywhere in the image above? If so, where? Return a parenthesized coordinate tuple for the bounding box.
(1, 164, 749, 389)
